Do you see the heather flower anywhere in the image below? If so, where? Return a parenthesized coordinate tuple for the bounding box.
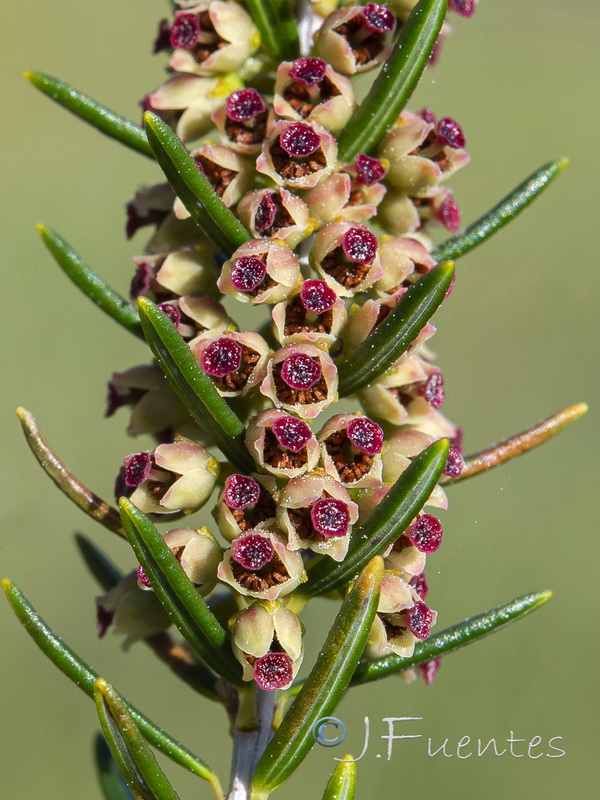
(173, 144, 253, 216)
(231, 602, 304, 689)
(212, 88, 274, 155)
(310, 222, 383, 297)
(303, 169, 386, 224)
(256, 120, 338, 189)
(260, 343, 338, 419)
(382, 429, 452, 508)
(213, 473, 277, 540)
(193, 331, 270, 396)
(218, 530, 305, 600)
(375, 236, 436, 295)
(315, 4, 396, 75)
(245, 408, 320, 478)
(160, 526, 222, 595)
(276, 473, 359, 561)
(272, 280, 347, 347)
(130, 247, 218, 301)
(237, 188, 311, 248)
(318, 413, 384, 488)
(218, 239, 302, 305)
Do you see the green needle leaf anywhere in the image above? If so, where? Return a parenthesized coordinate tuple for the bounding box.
(337, 0, 447, 162)
(1, 579, 218, 785)
(143, 112, 250, 256)
(432, 159, 568, 263)
(351, 591, 552, 686)
(253, 558, 383, 794)
(75, 533, 123, 591)
(24, 72, 153, 158)
(137, 298, 254, 472)
(246, 0, 299, 61)
(300, 439, 449, 597)
(119, 498, 242, 686)
(16, 407, 126, 538)
(95, 733, 136, 800)
(94, 679, 182, 800)
(321, 757, 357, 800)
(337, 262, 454, 396)
(37, 225, 144, 339)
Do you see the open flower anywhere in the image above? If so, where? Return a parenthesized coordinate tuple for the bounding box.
(237, 188, 311, 248)
(318, 413, 384, 488)
(245, 408, 320, 478)
(218, 530, 305, 600)
(218, 239, 302, 305)
(212, 88, 274, 155)
(160, 527, 222, 595)
(272, 279, 347, 347)
(173, 144, 253, 217)
(212, 473, 277, 540)
(315, 4, 396, 75)
(310, 222, 383, 297)
(256, 120, 338, 189)
(192, 331, 270, 396)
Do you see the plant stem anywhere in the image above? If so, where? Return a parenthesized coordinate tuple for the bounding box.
(226, 687, 276, 800)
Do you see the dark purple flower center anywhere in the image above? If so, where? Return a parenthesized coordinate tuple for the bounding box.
(437, 116, 466, 148)
(130, 261, 153, 300)
(137, 564, 152, 588)
(341, 227, 378, 264)
(311, 498, 350, 538)
(410, 573, 429, 601)
(449, 0, 476, 18)
(201, 338, 242, 377)
(418, 658, 441, 686)
(96, 604, 114, 638)
(361, 3, 395, 33)
(226, 88, 266, 121)
(229, 256, 267, 292)
(280, 354, 322, 389)
(254, 652, 294, 690)
(158, 303, 181, 327)
(231, 533, 274, 571)
(288, 57, 327, 86)
(170, 14, 200, 49)
(355, 153, 387, 186)
(405, 601, 435, 640)
(419, 107, 437, 125)
(439, 194, 461, 232)
(255, 193, 278, 233)
(223, 474, 261, 510)
(423, 371, 445, 408)
(443, 445, 463, 477)
(346, 417, 384, 455)
(279, 123, 321, 158)
(123, 452, 153, 487)
(407, 514, 443, 553)
(300, 280, 336, 314)
(271, 416, 312, 453)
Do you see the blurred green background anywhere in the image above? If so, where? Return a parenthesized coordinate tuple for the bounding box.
(1, 1, 598, 798)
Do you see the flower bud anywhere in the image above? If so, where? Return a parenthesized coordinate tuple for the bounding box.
(310, 222, 383, 297)
(276, 473, 359, 561)
(245, 408, 320, 478)
(237, 188, 311, 249)
(218, 240, 302, 305)
(218, 530, 305, 600)
(260, 343, 338, 419)
(256, 120, 337, 189)
(375, 236, 436, 296)
(130, 246, 218, 302)
(382, 429, 450, 509)
(303, 171, 385, 225)
(315, 5, 396, 75)
(192, 331, 270, 397)
(213, 473, 277, 541)
(318, 413, 384, 488)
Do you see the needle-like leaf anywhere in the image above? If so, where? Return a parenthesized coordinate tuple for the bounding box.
(143, 112, 250, 256)
(337, 0, 448, 161)
(321, 757, 357, 800)
(432, 159, 568, 263)
(119, 499, 242, 686)
(252, 558, 383, 795)
(95, 733, 136, 800)
(24, 72, 153, 158)
(350, 591, 552, 685)
(443, 403, 588, 484)
(137, 298, 254, 472)
(37, 225, 143, 339)
(16, 407, 125, 538)
(94, 679, 182, 800)
(1, 579, 218, 785)
(337, 262, 454, 396)
(300, 439, 449, 597)
(245, 0, 299, 60)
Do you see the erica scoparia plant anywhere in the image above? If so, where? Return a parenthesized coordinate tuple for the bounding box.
(5, 0, 586, 798)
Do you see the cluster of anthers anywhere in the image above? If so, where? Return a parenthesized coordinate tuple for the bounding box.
(99, 0, 477, 693)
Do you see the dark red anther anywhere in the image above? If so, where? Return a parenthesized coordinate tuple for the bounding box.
(255, 193, 278, 233)
(200, 338, 243, 377)
(153, 19, 172, 54)
(170, 14, 200, 49)
(423, 371, 445, 409)
(362, 3, 395, 33)
(123, 452, 153, 487)
(419, 107, 437, 125)
(229, 256, 267, 292)
(439, 194, 461, 232)
(449, 0, 476, 18)
(280, 354, 322, 389)
(96, 604, 114, 638)
(300, 280, 337, 314)
(346, 417, 384, 455)
(137, 564, 152, 588)
(355, 153, 388, 186)
(271, 416, 313, 453)
(341, 227, 378, 264)
(226, 88, 266, 121)
(410, 573, 429, 601)
(288, 57, 327, 86)
(158, 303, 181, 327)
(279, 123, 321, 158)
(418, 658, 441, 686)
(254, 652, 294, 690)
(223, 474, 261, 510)
(231, 533, 274, 571)
(130, 262, 153, 300)
(443, 445, 463, 477)
(311, 498, 350, 538)
(407, 514, 443, 553)
(437, 117, 466, 149)
(405, 601, 435, 640)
